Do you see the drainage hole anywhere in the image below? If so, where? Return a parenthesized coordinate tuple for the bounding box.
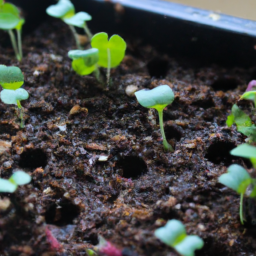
(205, 141, 236, 164)
(115, 156, 148, 179)
(45, 201, 80, 226)
(19, 148, 47, 168)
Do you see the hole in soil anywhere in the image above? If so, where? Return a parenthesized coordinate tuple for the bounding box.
(0, 123, 18, 135)
(45, 201, 80, 226)
(115, 156, 148, 179)
(192, 98, 215, 109)
(211, 77, 240, 91)
(205, 141, 236, 164)
(147, 57, 169, 78)
(165, 125, 183, 141)
(19, 148, 47, 168)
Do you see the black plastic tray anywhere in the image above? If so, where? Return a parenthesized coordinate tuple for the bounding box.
(9, 0, 256, 67)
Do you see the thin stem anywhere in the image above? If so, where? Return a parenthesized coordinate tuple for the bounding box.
(107, 48, 111, 87)
(8, 30, 20, 61)
(240, 193, 244, 225)
(83, 23, 93, 41)
(17, 100, 24, 128)
(94, 65, 101, 82)
(158, 110, 174, 152)
(16, 29, 23, 60)
(68, 25, 82, 49)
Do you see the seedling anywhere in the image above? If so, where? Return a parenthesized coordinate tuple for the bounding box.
(230, 143, 256, 168)
(46, 0, 92, 48)
(0, 65, 29, 128)
(64, 12, 93, 40)
(226, 104, 256, 142)
(218, 163, 256, 224)
(0, 170, 31, 193)
(154, 219, 204, 256)
(91, 32, 126, 86)
(68, 48, 99, 78)
(135, 85, 175, 152)
(240, 80, 256, 107)
(0, 2, 25, 60)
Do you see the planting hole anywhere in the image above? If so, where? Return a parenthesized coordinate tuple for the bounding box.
(115, 156, 147, 179)
(211, 77, 240, 91)
(45, 201, 80, 226)
(165, 125, 183, 141)
(205, 141, 236, 164)
(19, 148, 47, 168)
(147, 57, 169, 78)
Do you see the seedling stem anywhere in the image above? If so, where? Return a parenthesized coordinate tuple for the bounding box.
(17, 29, 23, 60)
(8, 30, 20, 61)
(84, 24, 92, 40)
(68, 25, 82, 49)
(158, 109, 174, 152)
(240, 194, 244, 225)
(16, 99, 24, 128)
(107, 48, 111, 86)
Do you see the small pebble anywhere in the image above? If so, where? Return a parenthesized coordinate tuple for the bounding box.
(125, 85, 138, 97)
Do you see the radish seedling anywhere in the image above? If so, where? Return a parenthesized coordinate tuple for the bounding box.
(240, 80, 256, 107)
(218, 163, 256, 224)
(64, 11, 93, 40)
(68, 48, 99, 77)
(226, 104, 256, 142)
(230, 144, 256, 169)
(135, 85, 175, 152)
(46, 0, 92, 48)
(155, 219, 204, 256)
(0, 2, 25, 61)
(0, 65, 29, 128)
(91, 32, 126, 86)
(0, 170, 31, 193)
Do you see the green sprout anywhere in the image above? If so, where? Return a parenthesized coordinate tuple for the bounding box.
(226, 104, 256, 142)
(0, 65, 29, 128)
(135, 85, 175, 152)
(0, 170, 31, 193)
(230, 143, 256, 169)
(0, 2, 25, 61)
(68, 48, 99, 78)
(46, 0, 92, 48)
(218, 163, 256, 224)
(155, 219, 204, 256)
(64, 12, 93, 40)
(91, 32, 126, 86)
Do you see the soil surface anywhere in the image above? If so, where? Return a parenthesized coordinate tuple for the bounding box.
(0, 19, 256, 256)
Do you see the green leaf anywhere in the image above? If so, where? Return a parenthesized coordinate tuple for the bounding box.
(71, 59, 96, 76)
(175, 236, 204, 256)
(0, 12, 19, 29)
(154, 219, 204, 256)
(155, 220, 186, 247)
(0, 65, 24, 89)
(9, 170, 31, 185)
(226, 113, 234, 127)
(0, 3, 19, 17)
(0, 88, 29, 105)
(135, 85, 175, 111)
(230, 144, 256, 168)
(91, 32, 126, 68)
(15, 18, 25, 31)
(230, 104, 252, 128)
(46, 0, 75, 19)
(64, 11, 92, 28)
(68, 48, 99, 66)
(0, 179, 17, 193)
(240, 91, 256, 101)
(218, 164, 252, 194)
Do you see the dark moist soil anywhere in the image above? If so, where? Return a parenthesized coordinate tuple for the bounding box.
(0, 19, 256, 256)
